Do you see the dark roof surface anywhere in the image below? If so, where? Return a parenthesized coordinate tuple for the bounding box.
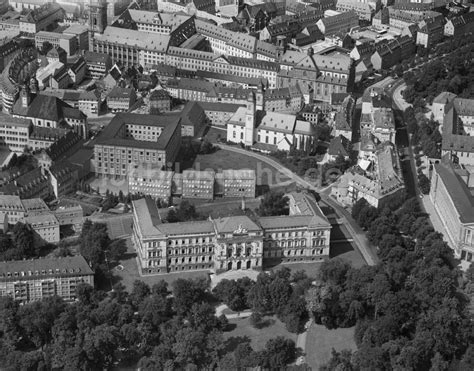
(434, 159, 474, 224)
(0, 255, 94, 279)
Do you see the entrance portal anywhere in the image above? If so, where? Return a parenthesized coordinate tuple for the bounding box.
(227, 262, 232, 270)
(246, 261, 251, 269)
(237, 261, 242, 269)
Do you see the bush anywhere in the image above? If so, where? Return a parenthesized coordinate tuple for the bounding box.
(249, 312, 264, 329)
(418, 173, 431, 194)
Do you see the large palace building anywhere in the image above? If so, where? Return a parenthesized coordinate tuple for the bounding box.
(132, 191, 331, 275)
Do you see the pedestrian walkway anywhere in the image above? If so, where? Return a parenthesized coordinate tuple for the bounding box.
(215, 303, 252, 319)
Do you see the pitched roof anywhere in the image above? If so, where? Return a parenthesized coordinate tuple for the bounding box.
(214, 215, 261, 234)
(12, 94, 83, 122)
(94, 113, 181, 151)
(132, 198, 162, 238)
(94, 26, 170, 53)
(329, 130, 350, 152)
(434, 159, 474, 224)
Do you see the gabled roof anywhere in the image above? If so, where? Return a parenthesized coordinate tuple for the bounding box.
(328, 135, 350, 157)
(214, 215, 261, 234)
(94, 26, 170, 53)
(132, 198, 162, 238)
(13, 94, 69, 122)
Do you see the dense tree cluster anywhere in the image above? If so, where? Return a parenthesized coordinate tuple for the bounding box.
(2, 153, 37, 173)
(404, 107, 442, 159)
(256, 191, 289, 216)
(79, 220, 126, 285)
(271, 149, 320, 176)
(403, 34, 474, 106)
(316, 197, 474, 370)
(0, 223, 37, 261)
(418, 173, 430, 194)
(321, 154, 354, 184)
(0, 276, 301, 370)
(166, 200, 203, 223)
(212, 277, 254, 312)
(214, 269, 312, 333)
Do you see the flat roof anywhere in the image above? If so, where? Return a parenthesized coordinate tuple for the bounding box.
(0, 255, 94, 278)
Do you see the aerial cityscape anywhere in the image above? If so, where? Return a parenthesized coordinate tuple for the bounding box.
(0, 0, 473, 369)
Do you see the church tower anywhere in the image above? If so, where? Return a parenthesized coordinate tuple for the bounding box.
(245, 91, 255, 146)
(20, 84, 31, 108)
(88, 0, 107, 51)
(256, 84, 264, 111)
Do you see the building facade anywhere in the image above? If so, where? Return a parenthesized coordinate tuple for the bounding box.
(91, 113, 182, 178)
(0, 255, 94, 303)
(430, 158, 474, 269)
(132, 191, 331, 275)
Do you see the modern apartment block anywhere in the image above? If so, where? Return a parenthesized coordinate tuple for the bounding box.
(35, 31, 77, 56)
(182, 170, 215, 199)
(91, 113, 182, 178)
(0, 112, 31, 152)
(0, 255, 94, 303)
(128, 169, 257, 200)
(132, 191, 331, 275)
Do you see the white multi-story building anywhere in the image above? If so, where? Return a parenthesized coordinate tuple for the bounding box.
(430, 158, 474, 269)
(132, 191, 331, 275)
(227, 91, 315, 152)
(0, 112, 31, 153)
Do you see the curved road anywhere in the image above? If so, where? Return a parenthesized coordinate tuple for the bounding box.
(215, 144, 378, 266)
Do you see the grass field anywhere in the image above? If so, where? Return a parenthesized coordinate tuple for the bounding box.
(191, 149, 291, 186)
(263, 261, 324, 279)
(224, 315, 297, 352)
(305, 324, 356, 370)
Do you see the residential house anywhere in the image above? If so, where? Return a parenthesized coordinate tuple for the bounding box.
(84, 51, 112, 79)
(107, 87, 137, 113)
(149, 90, 171, 114)
(67, 57, 86, 85)
(49, 161, 79, 198)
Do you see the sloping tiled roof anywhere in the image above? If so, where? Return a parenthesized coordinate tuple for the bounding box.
(434, 159, 474, 224)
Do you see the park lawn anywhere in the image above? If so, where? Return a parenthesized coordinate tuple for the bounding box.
(305, 324, 357, 370)
(224, 315, 297, 352)
(192, 149, 291, 186)
(263, 261, 324, 279)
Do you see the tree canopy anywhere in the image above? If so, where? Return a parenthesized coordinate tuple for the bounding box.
(256, 191, 289, 216)
(316, 196, 474, 370)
